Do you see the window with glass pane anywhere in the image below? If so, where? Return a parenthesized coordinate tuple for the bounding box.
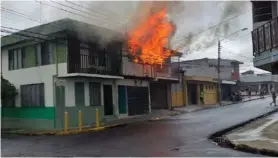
(8, 50, 15, 70)
(41, 42, 53, 65)
(55, 43, 67, 63)
(22, 45, 36, 68)
(75, 82, 85, 106)
(20, 83, 45, 107)
(89, 82, 101, 106)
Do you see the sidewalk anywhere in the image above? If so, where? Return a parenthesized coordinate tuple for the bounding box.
(174, 96, 262, 113)
(2, 96, 262, 136)
(1, 109, 182, 136)
(226, 112, 278, 155)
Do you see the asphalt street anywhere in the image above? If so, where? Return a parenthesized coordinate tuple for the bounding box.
(2, 97, 278, 157)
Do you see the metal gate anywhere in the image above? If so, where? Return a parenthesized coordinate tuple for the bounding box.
(127, 86, 149, 116)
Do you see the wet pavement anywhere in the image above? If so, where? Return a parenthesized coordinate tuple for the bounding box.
(2, 97, 278, 157)
(226, 112, 278, 151)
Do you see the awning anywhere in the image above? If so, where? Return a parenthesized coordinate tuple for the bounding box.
(221, 80, 236, 85)
(58, 73, 124, 79)
(184, 76, 216, 83)
(155, 77, 180, 83)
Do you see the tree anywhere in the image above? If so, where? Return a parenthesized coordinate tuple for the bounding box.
(1, 77, 18, 107)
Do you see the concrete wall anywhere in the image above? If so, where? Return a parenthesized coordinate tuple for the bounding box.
(253, 49, 278, 69)
(1, 41, 68, 107)
(55, 78, 150, 129)
(1, 41, 68, 130)
(240, 74, 278, 83)
(179, 59, 239, 81)
(122, 56, 155, 78)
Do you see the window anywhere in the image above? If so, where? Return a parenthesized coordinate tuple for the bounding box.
(75, 82, 85, 106)
(8, 50, 15, 70)
(20, 83, 45, 107)
(22, 45, 37, 68)
(89, 82, 101, 106)
(55, 43, 67, 63)
(98, 53, 107, 67)
(41, 42, 54, 65)
(8, 48, 21, 70)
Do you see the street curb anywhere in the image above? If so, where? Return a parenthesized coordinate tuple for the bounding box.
(1, 112, 182, 136)
(209, 107, 278, 157)
(1, 98, 260, 136)
(2, 127, 106, 136)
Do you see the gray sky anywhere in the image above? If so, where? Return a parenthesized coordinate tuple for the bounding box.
(1, 0, 269, 74)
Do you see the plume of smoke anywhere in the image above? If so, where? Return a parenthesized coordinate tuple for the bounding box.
(127, 1, 184, 33)
(174, 1, 249, 56)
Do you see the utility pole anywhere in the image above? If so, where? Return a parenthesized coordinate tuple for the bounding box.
(218, 40, 222, 105)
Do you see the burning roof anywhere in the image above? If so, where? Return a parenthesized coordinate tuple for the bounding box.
(127, 8, 177, 66)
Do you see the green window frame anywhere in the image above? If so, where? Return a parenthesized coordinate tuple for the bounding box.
(89, 82, 101, 106)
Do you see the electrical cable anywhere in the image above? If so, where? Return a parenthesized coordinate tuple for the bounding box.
(38, 0, 122, 30)
(173, 9, 251, 48)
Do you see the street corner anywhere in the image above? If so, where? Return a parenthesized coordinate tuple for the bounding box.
(225, 112, 278, 156)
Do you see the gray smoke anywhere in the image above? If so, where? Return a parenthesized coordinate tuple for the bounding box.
(173, 1, 248, 55)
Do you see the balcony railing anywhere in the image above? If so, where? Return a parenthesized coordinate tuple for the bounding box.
(155, 64, 180, 80)
(68, 53, 122, 76)
(252, 16, 278, 56)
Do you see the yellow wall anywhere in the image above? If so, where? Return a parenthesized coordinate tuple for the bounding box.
(203, 83, 217, 105)
(172, 92, 184, 107)
(172, 76, 217, 107)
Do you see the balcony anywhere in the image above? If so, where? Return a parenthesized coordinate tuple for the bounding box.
(252, 17, 278, 72)
(252, 16, 278, 56)
(122, 56, 179, 82)
(155, 64, 179, 82)
(68, 53, 122, 77)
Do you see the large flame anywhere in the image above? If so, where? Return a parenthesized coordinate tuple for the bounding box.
(127, 8, 176, 65)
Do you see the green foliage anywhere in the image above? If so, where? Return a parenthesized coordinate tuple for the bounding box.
(1, 77, 18, 107)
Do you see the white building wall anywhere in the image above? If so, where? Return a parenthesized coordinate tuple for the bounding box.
(1, 47, 67, 107)
(122, 56, 155, 78)
(65, 78, 114, 108)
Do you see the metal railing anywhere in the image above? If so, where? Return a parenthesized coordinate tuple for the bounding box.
(155, 64, 179, 79)
(252, 16, 278, 56)
(68, 53, 122, 76)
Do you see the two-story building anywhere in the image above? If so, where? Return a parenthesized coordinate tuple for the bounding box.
(251, 1, 278, 74)
(171, 58, 243, 107)
(1, 18, 180, 130)
(240, 70, 278, 95)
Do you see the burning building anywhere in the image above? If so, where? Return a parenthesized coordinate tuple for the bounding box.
(1, 17, 181, 131)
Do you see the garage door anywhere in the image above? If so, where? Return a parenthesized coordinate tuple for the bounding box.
(127, 86, 149, 116)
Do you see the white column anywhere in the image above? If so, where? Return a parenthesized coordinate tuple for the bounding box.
(113, 80, 119, 116)
(148, 82, 151, 113)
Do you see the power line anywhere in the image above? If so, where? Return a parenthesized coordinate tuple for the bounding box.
(1, 29, 47, 41)
(38, 0, 122, 30)
(1, 26, 53, 39)
(65, 0, 126, 23)
(221, 46, 253, 61)
(221, 32, 251, 44)
(173, 9, 251, 48)
(1, 7, 67, 32)
(1, 7, 99, 41)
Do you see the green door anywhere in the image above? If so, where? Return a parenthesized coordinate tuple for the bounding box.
(118, 86, 127, 114)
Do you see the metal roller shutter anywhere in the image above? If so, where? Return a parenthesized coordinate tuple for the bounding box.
(127, 86, 149, 116)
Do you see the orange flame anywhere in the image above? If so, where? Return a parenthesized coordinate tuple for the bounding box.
(127, 8, 175, 65)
